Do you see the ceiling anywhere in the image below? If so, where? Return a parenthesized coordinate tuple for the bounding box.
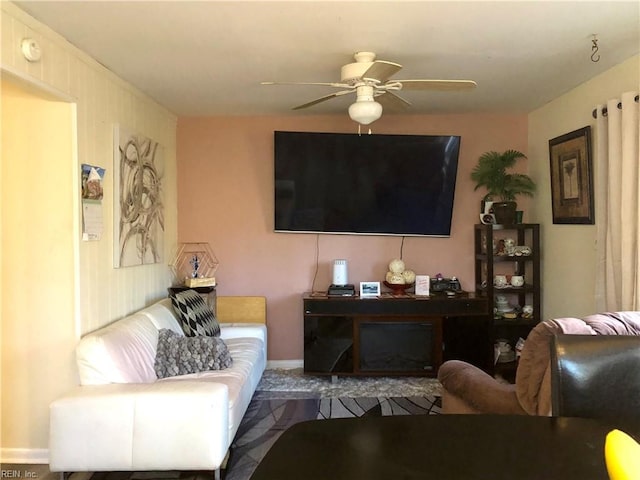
(14, 1, 640, 118)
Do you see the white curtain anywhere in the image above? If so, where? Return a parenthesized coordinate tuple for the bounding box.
(595, 91, 640, 311)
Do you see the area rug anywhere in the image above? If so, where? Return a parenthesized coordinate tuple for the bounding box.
(224, 395, 441, 480)
(85, 370, 442, 480)
(255, 367, 443, 399)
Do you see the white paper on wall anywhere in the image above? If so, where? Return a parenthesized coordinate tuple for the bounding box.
(81, 164, 105, 241)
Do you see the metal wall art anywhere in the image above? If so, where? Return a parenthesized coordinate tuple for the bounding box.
(114, 124, 165, 267)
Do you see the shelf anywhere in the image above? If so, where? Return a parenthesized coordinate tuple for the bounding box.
(493, 317, 538, 327)
(476, 254, 534, 262)
(495, 359, 518, 368)
(478, 285, 535, 293)
(488, 223, 538, 230)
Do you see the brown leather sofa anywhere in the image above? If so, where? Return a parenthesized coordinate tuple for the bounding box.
(437, 312, 640, 415)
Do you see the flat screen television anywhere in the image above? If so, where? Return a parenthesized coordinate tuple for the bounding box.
(274, 131, 461, 237)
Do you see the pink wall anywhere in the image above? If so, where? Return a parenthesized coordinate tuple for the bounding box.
(177, 114, 528, 360)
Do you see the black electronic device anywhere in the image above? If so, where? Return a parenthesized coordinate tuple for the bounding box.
(274, 131, 461, 237)
(430, 277, 462, 293)
(327, 284, 356, 296)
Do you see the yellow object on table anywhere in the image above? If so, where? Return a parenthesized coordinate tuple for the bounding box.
(605, 429, 640, 480)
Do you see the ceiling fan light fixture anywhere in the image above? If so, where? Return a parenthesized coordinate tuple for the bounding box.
(262, 51, 477, 124)
(348, 99, 383, 125)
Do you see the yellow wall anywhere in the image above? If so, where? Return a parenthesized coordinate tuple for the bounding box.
(1, 2, 177, 460)
(528, 55, 639, 319)
(1, 76, 78, 459)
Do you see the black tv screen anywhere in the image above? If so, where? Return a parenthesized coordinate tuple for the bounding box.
(274, 131, 460, 237)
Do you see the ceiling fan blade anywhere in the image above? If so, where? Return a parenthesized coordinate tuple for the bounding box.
(376, 91, 411, 112)
(261, 81, 352, 89)
(362, 61, 402, 82)
(292, 90, 355, 110)
(399, 79, 477, 91)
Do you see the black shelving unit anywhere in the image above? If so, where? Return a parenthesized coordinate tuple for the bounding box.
(474, 223, 541, 380)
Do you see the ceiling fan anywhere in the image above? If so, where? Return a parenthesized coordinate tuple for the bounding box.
(262, 52, 477, 125)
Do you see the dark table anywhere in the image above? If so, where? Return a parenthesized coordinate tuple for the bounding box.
(249, 414, 638, 480)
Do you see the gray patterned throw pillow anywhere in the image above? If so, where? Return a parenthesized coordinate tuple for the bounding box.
(170, 289, 220, 337)
(154, 328, 232, 379)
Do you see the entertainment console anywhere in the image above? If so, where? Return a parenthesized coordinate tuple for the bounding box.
(303, 292, 489, 377)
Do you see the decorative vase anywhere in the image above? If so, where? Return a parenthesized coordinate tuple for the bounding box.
(491, 201, 517, 225)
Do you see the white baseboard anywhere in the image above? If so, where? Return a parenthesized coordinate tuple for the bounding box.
(1, 447, 49, 464)
(266, 359, 303, 369)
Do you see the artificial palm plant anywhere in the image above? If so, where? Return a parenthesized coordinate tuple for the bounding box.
(471, 149, 536, 224)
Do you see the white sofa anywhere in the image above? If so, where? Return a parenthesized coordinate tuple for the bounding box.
(49, 296, 267, 479)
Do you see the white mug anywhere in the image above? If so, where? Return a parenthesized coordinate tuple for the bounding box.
(494, 275, 508, 287)
(511, 275, 524, 287)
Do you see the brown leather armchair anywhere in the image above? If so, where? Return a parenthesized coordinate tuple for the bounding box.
(550, 334, 640, 422)
(437, 312, 640, 415)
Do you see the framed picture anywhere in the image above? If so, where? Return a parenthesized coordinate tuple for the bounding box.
(360, 281, 381, 297)
(548, 126, 594, 224)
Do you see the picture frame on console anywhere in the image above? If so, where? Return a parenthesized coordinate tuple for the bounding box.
(360, 281, 381, 297)
(548, 126, 594, 224)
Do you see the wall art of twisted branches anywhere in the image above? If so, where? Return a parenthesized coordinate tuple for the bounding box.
(114, 125, 165, 267)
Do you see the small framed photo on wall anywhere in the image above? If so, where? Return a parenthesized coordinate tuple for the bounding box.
(360, 281, 381, 297)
